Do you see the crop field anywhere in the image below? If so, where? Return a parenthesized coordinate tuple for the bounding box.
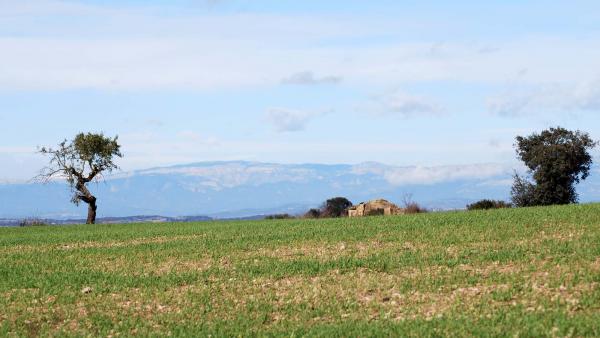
(1, 204, 600, 337)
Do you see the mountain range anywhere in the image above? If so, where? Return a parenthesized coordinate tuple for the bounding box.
(1, 161, 599, 220)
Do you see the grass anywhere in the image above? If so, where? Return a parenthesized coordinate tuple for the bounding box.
(1, 203, 600, 337)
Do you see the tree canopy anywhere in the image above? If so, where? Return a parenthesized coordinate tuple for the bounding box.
(37, 133, 122, 224)
(511, 127, 597, 207)
(320, 197, 353, 218)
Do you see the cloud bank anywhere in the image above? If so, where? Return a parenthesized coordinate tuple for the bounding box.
(353, 162, 512, 186)
(489, 80, 600, 117)
(2, 2, 600, 91)
(281, 71, 342, 85)
(265, 108, 327, 132)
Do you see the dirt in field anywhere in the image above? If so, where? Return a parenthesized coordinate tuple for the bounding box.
(3, 256, 599, 336)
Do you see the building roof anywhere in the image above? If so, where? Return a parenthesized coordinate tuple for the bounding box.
(348, 199, 396, 209)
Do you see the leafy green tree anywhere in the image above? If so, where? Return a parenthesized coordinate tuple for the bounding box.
(511, 127, 597, 207)
(320, 197, 353, 218)
(37, 133, 122, 224)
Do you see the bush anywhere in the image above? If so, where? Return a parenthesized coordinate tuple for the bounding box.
(511, 173, 538, 207)
(404, 202, 428, 214)
(19, 219, 47, 227)
(303, 208, 321, 219)
(401, 193, 427, 214)
(264, 214, 294, 220)
(466, 199, 512, 211)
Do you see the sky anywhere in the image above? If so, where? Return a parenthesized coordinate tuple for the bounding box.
(1, 0, 600, 182)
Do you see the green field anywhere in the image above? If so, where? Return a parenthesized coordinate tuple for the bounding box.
(2, 204, 600, 337)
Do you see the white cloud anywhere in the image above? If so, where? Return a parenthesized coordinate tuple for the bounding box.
(352, 161, 514, 186)
(0, 152, 46, 183)
(0, 133, 523, 181)
(381, 163, 511, 185)
(95, 136, 522, 174)
(0, 0, 97, 16)
(476, 179, 514, 187)
(370, 91, 442, 118)
(265, 108, 327, 132)
(0, 146, 36, 154)
(1, 2, 600, 90)
(138, 162, 318, 189)
(489, 79, 600, 117)
(133, 161, 514, 188)
(281, 71, 341, 85)
(98, 133, 222, 172)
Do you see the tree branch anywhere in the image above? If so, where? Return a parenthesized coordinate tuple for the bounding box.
(84, 166, 101, 183)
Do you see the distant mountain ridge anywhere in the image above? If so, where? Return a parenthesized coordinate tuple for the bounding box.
(1, 161, 599, 219)
(0, 215, 213, 227)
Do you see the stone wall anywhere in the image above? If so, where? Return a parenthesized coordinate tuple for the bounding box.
(348, 199, 404, 217)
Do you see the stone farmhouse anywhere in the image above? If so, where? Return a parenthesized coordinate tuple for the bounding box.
(347, 199, 404, 217)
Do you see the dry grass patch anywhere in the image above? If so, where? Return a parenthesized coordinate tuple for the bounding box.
(3, 259, 599, 335)
(513, 229, 586, 246)
(87, 255, 216, 275)
(0, 234, 207, 255)
(187, 262, 600, 325)
(57, 234, 207, 250)
(242, 240, 424, 262)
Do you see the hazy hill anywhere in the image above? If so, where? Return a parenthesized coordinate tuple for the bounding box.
(1, 161, 599, 219)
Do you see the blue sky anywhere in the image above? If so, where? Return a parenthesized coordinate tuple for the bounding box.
(1, 0, 600, 182)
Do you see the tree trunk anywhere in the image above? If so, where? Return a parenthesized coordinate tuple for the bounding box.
(86, 197, 97, 224)
(76, 180, 98, 224)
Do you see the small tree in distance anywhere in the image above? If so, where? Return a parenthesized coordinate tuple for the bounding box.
(320, 197, 353, 218)
(511, 127, 597, 207)
(36, 133, 122, 224)
(466, 199, 512, 211)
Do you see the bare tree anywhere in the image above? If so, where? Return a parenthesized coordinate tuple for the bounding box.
(401, 192, 427, 214)
(36, 133, 122, 224)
